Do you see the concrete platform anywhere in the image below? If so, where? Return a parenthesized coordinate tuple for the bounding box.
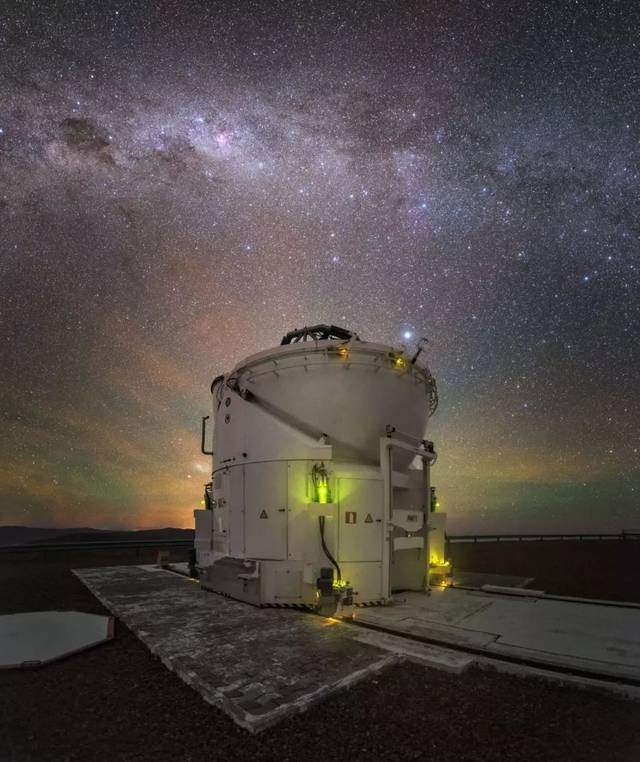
(354, 588, 640, 686)
(74, 566, 400, 733)
(347, 628, 475, 674)
(0, 611, 113, 668)
(74, 566, 476, 732)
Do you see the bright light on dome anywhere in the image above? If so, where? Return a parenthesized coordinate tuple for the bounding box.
(403, 330, 413, 340)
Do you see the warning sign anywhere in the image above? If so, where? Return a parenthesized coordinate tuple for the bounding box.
(364, 513, 373, 524)
(345, 511, 357, 524)
(259, 509, 268, 519)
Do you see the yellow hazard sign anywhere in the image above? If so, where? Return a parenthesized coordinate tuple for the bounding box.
(364, 513, 373, 523)
(259, 509, 268, 519)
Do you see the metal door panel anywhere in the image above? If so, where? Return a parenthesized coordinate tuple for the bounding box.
(228, 466, 245, 556)
(245, 461, 288, 559)
(338, 478, 383, 563)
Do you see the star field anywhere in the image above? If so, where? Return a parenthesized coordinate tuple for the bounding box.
(1, 1, 639, 532)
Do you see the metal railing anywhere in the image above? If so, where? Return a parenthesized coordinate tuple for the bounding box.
(446, 531, 640, 543)
(4, 532, 638, 553)
(0, 538, 194, 554)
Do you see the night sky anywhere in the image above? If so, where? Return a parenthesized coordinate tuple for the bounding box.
(2, 1, 639, 533)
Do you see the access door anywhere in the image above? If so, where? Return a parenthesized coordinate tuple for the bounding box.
(244, 461, 288, 559)
(337, 478, 383, 562)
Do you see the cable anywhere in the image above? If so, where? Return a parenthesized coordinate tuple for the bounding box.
(318, 515, 341, 581)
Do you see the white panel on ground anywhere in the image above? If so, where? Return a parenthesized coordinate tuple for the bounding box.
(0, 611, 113, 668)
(245, 461, 287, 559)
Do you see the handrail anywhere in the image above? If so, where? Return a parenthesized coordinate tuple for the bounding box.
(446, 532, 640, 543)
(0, 538, 194, 553)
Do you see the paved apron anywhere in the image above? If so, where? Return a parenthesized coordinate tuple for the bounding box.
(74, 565, 398, 733)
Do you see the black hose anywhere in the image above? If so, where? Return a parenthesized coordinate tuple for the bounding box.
(318, 515, 341, 581)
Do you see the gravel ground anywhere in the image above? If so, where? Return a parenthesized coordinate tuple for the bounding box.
(2, 548, 640, 762)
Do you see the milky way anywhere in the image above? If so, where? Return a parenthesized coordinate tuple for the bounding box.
(1, 1, 639, 532)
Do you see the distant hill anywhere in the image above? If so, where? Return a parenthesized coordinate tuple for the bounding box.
(0, 526, 194, 546)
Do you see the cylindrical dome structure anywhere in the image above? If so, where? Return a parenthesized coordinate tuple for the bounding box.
(213, 327, 437, 470)
(195, 325, 443, 611)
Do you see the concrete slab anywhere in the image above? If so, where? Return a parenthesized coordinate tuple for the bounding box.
(347, 629, 474, 674)
(354, 588, 640, 684)
(370, 589, 495, 625)
(481, 584, 545, 596)
(0, 611, 113, 668)
(74, 566, 398, 733)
